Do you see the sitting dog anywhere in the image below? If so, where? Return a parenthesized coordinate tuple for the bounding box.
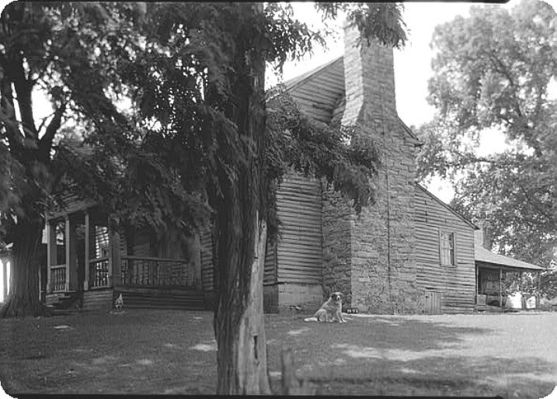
(114, 293, 124, 311)
(304, 292, 346, 323)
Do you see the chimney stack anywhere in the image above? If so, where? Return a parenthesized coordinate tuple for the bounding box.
(475, 221, 492, 251)
(341, 22, 398, 127)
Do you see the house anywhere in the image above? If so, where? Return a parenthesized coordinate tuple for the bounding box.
(42, 23, 543, 314)
(253, 23, 544, 314)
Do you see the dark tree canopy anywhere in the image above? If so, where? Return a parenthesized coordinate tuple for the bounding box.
(1, 1, 407, 393)
(417, 0, 557, 268)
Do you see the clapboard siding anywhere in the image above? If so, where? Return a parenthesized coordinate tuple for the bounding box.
(288, 58, 344, 124)
(414, 186, 476, 312)
(200, 228, 214, 292)
(264, 239, 277, 286)
(276, 172, 323, 284)
(83, 289, 113, 311)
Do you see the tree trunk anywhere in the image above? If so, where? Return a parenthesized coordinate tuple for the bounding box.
(214, 214, 270, 394)
(211, 8, 270, 392)
(0, 219, 45, 318)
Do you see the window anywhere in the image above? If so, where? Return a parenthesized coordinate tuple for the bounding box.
(440, 232, 455, 266)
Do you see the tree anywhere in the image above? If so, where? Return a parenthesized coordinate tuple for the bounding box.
(417, 0, 557, 267)
(0, 3, 140, 316)
(121, 4, 405, 393)
(0, 2, 407, 394)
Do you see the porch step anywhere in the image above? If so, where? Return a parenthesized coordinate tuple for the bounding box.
(120, 290, 206, 310)
(49, 291, 82, 310)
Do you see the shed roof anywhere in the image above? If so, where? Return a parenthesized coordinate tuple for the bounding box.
(474, 232, 544, 271)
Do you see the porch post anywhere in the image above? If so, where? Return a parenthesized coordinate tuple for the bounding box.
(68, 215, 78, 291)
(46, 221, 56, 293)
(107, 224, 113, 287)
(499, 268, 503, 307)
(475, 265, 479, 304)
(65, 215, 71, 291)
(111, 228, 121, 287)
(84, 211, 90, 290)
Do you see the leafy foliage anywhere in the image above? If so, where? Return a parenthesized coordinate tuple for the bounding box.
(1, 2, 407, 391)
(417, 0, 557, 267)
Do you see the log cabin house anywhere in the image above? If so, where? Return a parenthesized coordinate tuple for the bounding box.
(42, 24, 543, 314)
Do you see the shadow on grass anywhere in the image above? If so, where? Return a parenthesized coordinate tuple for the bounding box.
(0, 310, 217, 395)
(266, 314, 492, 354)
(265, 314, 556, 397)
(305, 355, 556, 398)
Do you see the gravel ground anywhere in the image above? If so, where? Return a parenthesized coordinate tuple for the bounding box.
(1, 309, 556, 397)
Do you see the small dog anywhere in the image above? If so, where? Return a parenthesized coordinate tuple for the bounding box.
(114, 293, 124, 311)
(304, 292, 346, 323)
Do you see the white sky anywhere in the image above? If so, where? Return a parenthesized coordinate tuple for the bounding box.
(277, 0, 557, 203)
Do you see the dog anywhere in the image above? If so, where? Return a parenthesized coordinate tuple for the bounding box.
(304, 292, 346, 323)
(114, 293, 124, 311)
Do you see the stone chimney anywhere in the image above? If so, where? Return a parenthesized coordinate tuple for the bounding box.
(323, 22, 420, 315)
(341, 22, 398, 127)
(475, 222, 492, 250)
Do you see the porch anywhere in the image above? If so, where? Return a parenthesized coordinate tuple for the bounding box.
(45, 206, 206, 311)
(475, 261, 543, 311)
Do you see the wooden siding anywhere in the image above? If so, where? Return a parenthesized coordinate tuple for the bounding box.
(199, 226, 277, 292)
(414, 187, 476, 313)
(264, 239, 277, 286)
(200, 228, 214, 293)
(288, 58, 345, 124)
(82, 288, 113, 311)
(276, 172, 323, 284)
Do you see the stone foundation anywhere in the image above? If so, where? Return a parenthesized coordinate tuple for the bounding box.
(263, 284, 278, 314)
(277, 283, 323, 312)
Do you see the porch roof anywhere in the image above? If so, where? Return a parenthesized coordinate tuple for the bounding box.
(475, 246, 544, 271)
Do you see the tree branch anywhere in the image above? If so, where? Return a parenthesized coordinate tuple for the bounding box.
(38, 103, 65, 162)
(0, 76, 24, 155)
(516, 183, 553, 222)
(9, 56, 38, 140)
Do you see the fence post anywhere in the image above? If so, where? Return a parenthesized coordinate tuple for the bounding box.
(280, 348, 315, 395)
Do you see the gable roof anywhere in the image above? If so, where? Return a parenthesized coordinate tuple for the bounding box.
(474, 232, 544, 271)
(282, 55, 421, 144)
(415, 184, 478, 229)
(283, 56, 343, 92)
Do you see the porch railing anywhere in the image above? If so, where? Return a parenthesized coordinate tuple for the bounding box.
(89, 257, 110, 289)
(50, 264, 66, 292)
(120, 256, 196, 289)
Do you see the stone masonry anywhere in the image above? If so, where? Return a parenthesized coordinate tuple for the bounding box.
(322, 24, 423, 314)
(322, 187, 353, 305)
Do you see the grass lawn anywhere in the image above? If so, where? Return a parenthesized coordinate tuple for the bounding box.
(1, 309, 556, 397)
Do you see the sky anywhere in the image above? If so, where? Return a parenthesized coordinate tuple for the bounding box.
(275, 0, 557, 203)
